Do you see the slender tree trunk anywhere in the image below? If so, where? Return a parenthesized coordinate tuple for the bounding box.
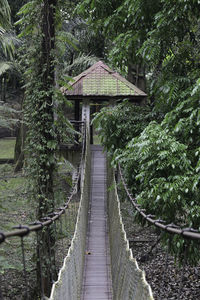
(36, 0, 57, 296)
(14, 96, 26, 172)
(14, 123, 25, 172)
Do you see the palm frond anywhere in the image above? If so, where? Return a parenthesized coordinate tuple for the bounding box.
(0, 102, 20, 129)
(0, 30, 20, 59)
(0, 0, 11, 29)
(64, 54, 99, 76)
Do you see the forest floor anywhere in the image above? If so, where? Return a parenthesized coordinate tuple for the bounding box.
(0, 138, 79, 299)
(120, 196, 200, 300)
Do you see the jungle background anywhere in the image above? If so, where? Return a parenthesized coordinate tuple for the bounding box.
(1, 0, 200, 299)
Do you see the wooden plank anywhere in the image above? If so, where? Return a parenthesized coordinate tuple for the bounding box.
(81, 146, 112, 300)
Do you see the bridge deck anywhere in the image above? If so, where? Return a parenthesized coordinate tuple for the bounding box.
(81, 145, 113, 300)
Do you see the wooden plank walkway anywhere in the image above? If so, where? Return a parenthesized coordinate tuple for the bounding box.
(81, 145, 113, 300)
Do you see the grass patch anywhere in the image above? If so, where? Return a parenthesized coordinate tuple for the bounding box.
(0, 138, 16, 159)
(0, 175, 32, 231)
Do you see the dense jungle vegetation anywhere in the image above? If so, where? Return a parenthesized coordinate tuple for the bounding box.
(1, 0, 200, 297)
(85, 0, 200, 265)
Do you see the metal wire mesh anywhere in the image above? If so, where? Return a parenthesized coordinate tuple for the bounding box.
(107, 165, 154, 300)
(49, 127, 90, 300)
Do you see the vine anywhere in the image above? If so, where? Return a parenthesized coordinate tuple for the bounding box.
(16, 0, 75, 296)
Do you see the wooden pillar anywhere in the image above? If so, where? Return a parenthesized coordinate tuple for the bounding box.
(82, 99, 90, 143)
(80, 99, 90, 190)
(74, 100, 80, 143)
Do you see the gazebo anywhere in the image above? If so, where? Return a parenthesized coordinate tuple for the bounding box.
(62, 60, 147, 143)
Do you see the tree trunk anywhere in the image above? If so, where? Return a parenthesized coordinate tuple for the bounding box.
(14, 121, 26, 172)
(36, 0, 57, 296)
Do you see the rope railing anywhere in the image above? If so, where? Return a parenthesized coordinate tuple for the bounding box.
(119, 164, 200, 240)
(0, 121, 86, 299)
(118, 164, 200, 300)
(0, 123, 85, 244)
(49, 116, 91, 300)
(107, 162, 154, 300)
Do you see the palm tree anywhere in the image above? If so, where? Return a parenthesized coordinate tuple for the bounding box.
(0, 0, 19, 127)
(0, 0, 12, 66)
(0, 0, 18, 75)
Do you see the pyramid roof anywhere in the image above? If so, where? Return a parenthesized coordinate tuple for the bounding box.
(62, 61, 147, 100)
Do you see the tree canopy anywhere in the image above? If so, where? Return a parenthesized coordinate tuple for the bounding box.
(90, 0, 200, 265)
(78, 0, 200, 99)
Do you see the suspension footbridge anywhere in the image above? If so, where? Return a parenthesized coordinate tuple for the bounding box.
(1, 61, 200, 299)
(1, 116, 200, 299)
(50, 136, 153, 300)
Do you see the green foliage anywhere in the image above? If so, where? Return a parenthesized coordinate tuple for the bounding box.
(81, 0, 200, 266)
(8, 0, 27, 24)
(0, 0, 19, 67)
(17, 0, 75, 209)
(163, 87, 200, 150)
(76, 0, 161, 74)
(0, 0, 21, 132)
(64, 53, 99, 77)
(77, 0, 200, 113)
(17, 6, 80, 293)
(0, 0, 11, 29)
(115, 122, 200, 264)
(0, 256, 16, 274)
(139, 0, 200, 111)
(0, 103, 19, 129)
(92, 101, 153, 154)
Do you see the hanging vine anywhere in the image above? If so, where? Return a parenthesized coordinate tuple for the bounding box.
(16, 0, 75, 296)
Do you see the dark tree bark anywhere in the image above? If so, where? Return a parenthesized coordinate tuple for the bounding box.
(36, 0, 57, 296)
(14, 123, 26, 172)
(14, 96, 26, 172)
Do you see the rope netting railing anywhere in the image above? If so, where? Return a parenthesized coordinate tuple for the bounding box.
(0, 121, 86, 299)
(49, 117, 91, 300)
(118, 164, 200, 300)
(107, 163, 154, 300)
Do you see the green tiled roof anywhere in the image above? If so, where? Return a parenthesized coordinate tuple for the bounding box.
(63, 61, 147, 98)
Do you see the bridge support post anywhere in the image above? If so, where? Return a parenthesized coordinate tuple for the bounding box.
(80, 99, 90, 190)
(82, 99, 90, 142)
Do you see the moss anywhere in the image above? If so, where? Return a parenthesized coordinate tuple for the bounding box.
(83, 75, 135, 95)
